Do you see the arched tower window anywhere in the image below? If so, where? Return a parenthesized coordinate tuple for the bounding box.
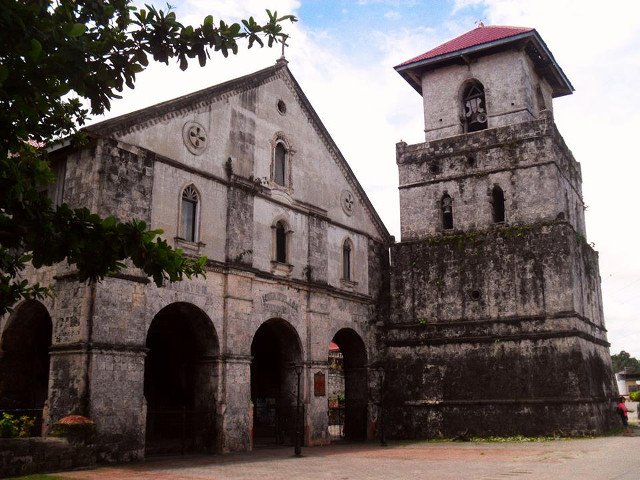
(275, 221, 287, 263)
(492, 185, 505, 223)
(462, 81, 487, 133)
(181, 185, 199, 242)
(342, 239, 352, 281)
(441, 194, 453, 230)
(274, 142, 287, 186)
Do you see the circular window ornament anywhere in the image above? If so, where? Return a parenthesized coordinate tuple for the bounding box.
(277, 99, 287, 115)
(182, 121, 208, 155)
(341, 190, 355, 216)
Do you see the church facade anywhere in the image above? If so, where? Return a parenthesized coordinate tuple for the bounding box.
(0, 25, 616, 461)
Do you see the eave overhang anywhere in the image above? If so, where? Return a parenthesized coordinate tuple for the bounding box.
(395, 30, 574, 98)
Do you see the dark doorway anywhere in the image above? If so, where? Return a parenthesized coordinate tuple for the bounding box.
(250, 318, 302, 447)
(330, 329, 367, 442)
(144, 302, 218, 455)
(0, 301, 52, 436)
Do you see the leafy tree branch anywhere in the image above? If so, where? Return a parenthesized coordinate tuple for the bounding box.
(0, 0, 296, 314)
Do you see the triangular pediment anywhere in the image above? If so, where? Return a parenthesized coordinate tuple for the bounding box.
(86, 62, 391, 242)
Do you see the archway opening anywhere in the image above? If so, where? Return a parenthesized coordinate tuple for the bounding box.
(144, 302, 219, 455)
(328, 328, 367, 442)
(250, 318, 302, 446)
(0, 301, 52, 436)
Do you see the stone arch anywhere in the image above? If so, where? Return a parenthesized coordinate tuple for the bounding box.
(144, 302, 219, 454)
(328, 327, 368, 441)
(0, 300, 52, 435)
(250, 318, 304, 446)
(460, 78, 488, 133)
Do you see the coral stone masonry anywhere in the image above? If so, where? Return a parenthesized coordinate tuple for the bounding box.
(0, 25, 617, 463)
(386, 25, 616, 438)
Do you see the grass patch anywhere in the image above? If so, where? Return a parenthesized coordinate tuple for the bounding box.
(467, 435, 570, 443)
(9, 475, 72, 480)
(400, 433, 591, 446)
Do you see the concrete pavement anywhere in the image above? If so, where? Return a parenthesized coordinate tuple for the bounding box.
(56, 433, 640, 480)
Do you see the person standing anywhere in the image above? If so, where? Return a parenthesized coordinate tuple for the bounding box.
(616, 396, 634, 435)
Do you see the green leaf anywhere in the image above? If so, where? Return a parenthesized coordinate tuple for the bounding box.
(68, 23, 87, 37)
(102, 216, 117, 229)
(29, 39, 42, 61)
(0, 65, 8, 85)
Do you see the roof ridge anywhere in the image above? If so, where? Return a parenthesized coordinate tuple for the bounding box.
(87, 62, 287, 136)
(396, 25, 533, 68)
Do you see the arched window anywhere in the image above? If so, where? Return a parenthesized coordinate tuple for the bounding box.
(275, 221, 287, 263)
(441, 194, 453, 230)
(492, 185, 505, 223)
(274, 142, 287, 186)
(181, 185, 199, 242)
(342, 240, 352, 281)
(462, 81, 487, 133)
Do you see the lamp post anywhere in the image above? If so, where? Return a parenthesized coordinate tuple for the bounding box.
(379, 367, 387, 447)
(294, 363, 303, 457)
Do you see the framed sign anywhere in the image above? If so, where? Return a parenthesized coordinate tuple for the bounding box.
(314, 371, 326, 397)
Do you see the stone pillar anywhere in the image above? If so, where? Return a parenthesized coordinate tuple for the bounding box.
(46, 281, 93, 432)
(307, 362, 330, 446)
(219, 355, 252, 452)
(193, 355, 220, 452)
(47, 347, 89, 428)
(88, 348, 146, 462)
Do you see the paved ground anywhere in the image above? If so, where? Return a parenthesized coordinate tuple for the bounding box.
(58, 432, 640, 480)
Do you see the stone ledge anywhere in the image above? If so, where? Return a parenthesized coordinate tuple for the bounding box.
(0, 437, 95, 478)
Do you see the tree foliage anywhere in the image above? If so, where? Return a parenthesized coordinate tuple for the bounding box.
(0, 0, 296, 315)
(611, 351, 640, 374)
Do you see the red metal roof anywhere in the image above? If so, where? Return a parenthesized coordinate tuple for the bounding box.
(329, 341, 340, 352)
(397, 25, 533, 67)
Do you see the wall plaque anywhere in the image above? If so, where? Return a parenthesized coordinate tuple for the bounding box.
(314, 371, 326, 397)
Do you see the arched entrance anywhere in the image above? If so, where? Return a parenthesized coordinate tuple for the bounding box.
(0, 301, 52, 436)
(328, 328, 367, 442)
(144, 302, 219, 455)
(250, 318, 303, 446)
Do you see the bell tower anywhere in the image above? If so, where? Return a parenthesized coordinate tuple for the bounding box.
(385, 25, 616, 438)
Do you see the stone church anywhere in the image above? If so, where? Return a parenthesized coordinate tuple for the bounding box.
(0, 25, 617, 461)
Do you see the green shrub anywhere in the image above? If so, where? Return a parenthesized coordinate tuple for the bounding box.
(18, 415, 35, 437)
(629, 391, 640, 402)
(0, 413, 37, 438)
(0, 412, 20, 438)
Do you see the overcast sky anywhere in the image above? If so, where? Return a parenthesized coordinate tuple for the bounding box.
(95, 0, 640, 358)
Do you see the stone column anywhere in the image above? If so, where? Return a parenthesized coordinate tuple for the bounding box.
(88, 348, 146, 462)
(218, 355, 252, 452)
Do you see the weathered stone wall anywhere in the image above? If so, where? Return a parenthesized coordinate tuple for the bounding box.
(226, 181, 255, 265)
(0, 437, 95, 478)
(385, 223, 617, 437)
(96, 139, 154, 223)
(307, 215, 328, 283)
(62, 145, 102, 211)
(420, 49, 554, 141)
(397, 115, 585, 240)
